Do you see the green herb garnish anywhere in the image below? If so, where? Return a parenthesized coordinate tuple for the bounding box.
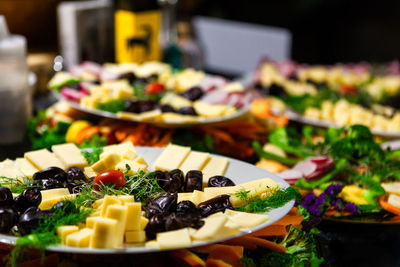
(235, 187, 300, 213)
(81, 147, 103, 165)
(79, 133, 108, 149)
(0, 177, 38, 194)
(96, 99, 126, 113)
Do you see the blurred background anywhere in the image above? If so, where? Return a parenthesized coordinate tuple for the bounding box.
(2, 0, 400, 64)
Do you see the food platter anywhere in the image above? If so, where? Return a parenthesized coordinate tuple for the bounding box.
(280, 109, 400, 139)
(55, 92, 250, 128)
(0, 146, 293, 254)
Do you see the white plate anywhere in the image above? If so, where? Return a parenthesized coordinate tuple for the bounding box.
(0, 146, 293, 254)
(282, 109, 400, 139)
(53, 92, 250, 128)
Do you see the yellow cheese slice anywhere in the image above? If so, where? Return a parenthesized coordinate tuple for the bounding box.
(115, 160, 147, 176)
(52, 143, 88, 169)
(230, 178, 279, 207)
(0, 166, 24, 182)
(201, 157, 229, 185)
(125, 230, 146, 243)
(140, 216, 149, 230)
(160, 113, 202, 123)
(203, 186, 239, 201)
(191, 190, 206, 206)
(145, 240, 159, 248)
(57, 225, 79, 245)
(15, 158, 38, 178)
(177, 192, 193, 203)
(117, 195, 135, 204)
(179, 151, 210, 175)
(66, 228, 93, 248)
(224, 209, 268, 228)
(100, 196, 122, 217)
(192, 216, 227, 241)
(84, 167, 97, 178)
(157, 228, 192, 250)
(153, 144, 191, 171)
(193, 101, 229, 118)
(160, 92, 192, 109)
(39, 190, 75, 210)
(105, 204, 128, 246)
(90, 217, 118, 249)
(25, 149, 65, 170)
(125, 202, 142, 231)
(117, 110, 162, 122)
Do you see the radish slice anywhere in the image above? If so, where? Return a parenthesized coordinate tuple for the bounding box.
(278, 169, 303, 180)
(61, 88, 82, 102)
(305, 169, 326, 179)
(293, 161, 318, 177)
(315, 158, 334, 171)
(309, 156, 329, 163)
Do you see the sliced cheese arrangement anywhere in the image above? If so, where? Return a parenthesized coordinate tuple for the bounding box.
(0, 142, 293, 253)
(48, 61, 251, 125)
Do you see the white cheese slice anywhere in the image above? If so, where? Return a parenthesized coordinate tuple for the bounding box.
(179, 151, 210, 175)
(388, 194, 400, 209)
(201, 157, 229, 185)
(157, 228, 191, 250)
(52, 143, 88, 169)
(25, 149, 65, 170)
(15, 158, 38, 178)
(192, 216, 227, 241)
(224, 209, 268, 228)
(153, 144, 191, 171)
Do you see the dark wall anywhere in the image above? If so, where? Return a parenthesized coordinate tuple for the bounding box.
(182, 0, 400, 64)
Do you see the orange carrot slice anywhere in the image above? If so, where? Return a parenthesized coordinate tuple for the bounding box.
(249, 225, 287, 237)
(170, 249, 206, 267)
(224, 236, 287, 253)
(192, 244, 243, 256)
(273, 215, 304, 227)
(205, 258, 233, 267)
(379, 195, 400, 216)
(207, 246, 243, 267)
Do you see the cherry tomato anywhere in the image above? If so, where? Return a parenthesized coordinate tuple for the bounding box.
(340, 85, 357, 94)
(93, 170, 126, 190)
(145, 82, 165, 94)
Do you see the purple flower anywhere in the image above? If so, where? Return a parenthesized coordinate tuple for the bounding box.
(325, 184, 343, 197)
(331, 198, 343, 211)
(345, 202, 358, 214)
(302, 193, 316, 206)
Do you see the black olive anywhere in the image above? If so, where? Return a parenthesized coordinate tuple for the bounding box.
(125, 100, 157, 113)
(164, 212, 204, 232)
(180, 87, 204, 101)
(208, 176, 236, 187)
(33, 167, 67, 182)
(184, 170, 202, 192)
(66, 167, 87, 183)
(169, 169, 185, 186)
(51, 200, 76, 213)
(198, 194, 233, 217)
(177, 106, 197, 116)
(14, 188, 42, 212)
(155, 170, 182, 193)
(118, 72, 137, 84)
(267, 83, 286, 97)
(42, 178, 65, 190)
(145, 212, 169, 239)
(0, 208, 18, 233)
(176, 201, 198, 214)
(0, 187, 14, 207)
(18, 208, 50, 236)
(160, 104, 175, 113)
(145, 194, 177, 219)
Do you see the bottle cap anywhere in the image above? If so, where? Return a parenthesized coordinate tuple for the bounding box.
(0, 15, 27, 61)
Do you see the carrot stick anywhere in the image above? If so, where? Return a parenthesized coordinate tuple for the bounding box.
(379, 195, 400, 216)
(224, 236, 287, 252)
(205, 258, 233, 267)
(273, 215, 304, 227)
(207, 246, 243, 267)
(249, 225, 287, 237)
(288, 207, 299, 216)
(170, 249, 206, 267)
(192, 244, 243, 257)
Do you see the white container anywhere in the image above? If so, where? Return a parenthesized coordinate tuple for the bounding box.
(0, 16, 30, 144)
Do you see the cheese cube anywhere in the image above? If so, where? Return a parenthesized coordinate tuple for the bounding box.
(84, 167, 97, 178)
(115, 160, 147, 176)
(140, 217, 149, 230)
(224, 209, 268, 228)
(14, 158, 38, 178)
(57, 225, 79, 245)
(160, 92, 193, 109)
(191, 190, 206, 206)
(80, 96, 98, 109)
(179, 151, 210, 175)
(25, 149, 65, 170)
(90, 217, 118, 248)
(117, 195, 135, 204)
(66, 228, 93, 248)
(125, 230, 146, 243)
(192, 216, 227, 241)
(153, 144, 191, 171)
(125, 202, 141, 231)
(120, 149, 137, 160)
(92, 198, 104, 209)
(178, 193, 193, 203)
(86, 217, 106, 229)
(91, 152, 121, 173)
(52, 143, 88, 169)
(201, 157, 229, 185)
(134, 156, 147, 165)
(105, 204, 128, 246)
(103, 142, 136, 155)
(157, 228, 191, 250)
(100, 196, 122, 216)
(111, 87, 134, 99)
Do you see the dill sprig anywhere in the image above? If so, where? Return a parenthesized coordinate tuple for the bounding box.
(10, 199, 92, 267)
(80, 147, 103, 165)
(0, 176, 38, 194)
(235, 187, 300, 213)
